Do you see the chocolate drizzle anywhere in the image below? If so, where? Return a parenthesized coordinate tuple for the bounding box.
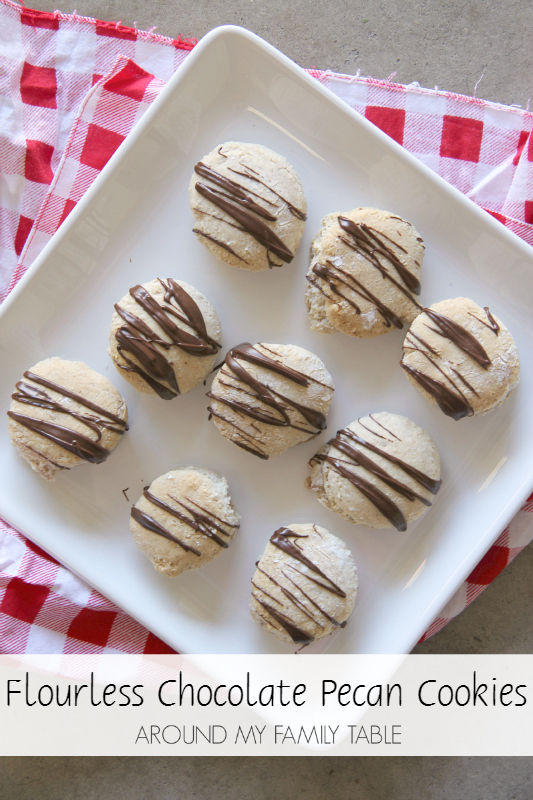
(195, 163, 277, 221)
(270, 528, 346, 597)
(311, 261, 406, 329)
(131, 486, 238, 554)
(252, 527, 348, 644)
(469, 307, 500, 335)
(401, 364, 473, 420)
(8, 370, 128, 465)
(192, 228, 248, 263)
(401, 304, 498, 420)
(195, 181, 294, 265)
(7, 411, 111, 464)
(338, 216, 422, 294)
(423, 308, 491, 368)
(207, 344, 330, 459)
(113, 278, 220, 400)
(313, 423, 441, 532)
(227, 163, 307, 220)
(308, 214, 423, 331)
(193, 154, 306, 268)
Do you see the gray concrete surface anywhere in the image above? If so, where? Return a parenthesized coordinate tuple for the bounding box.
(3, 0, 533, 794)
(1, 756, 533, 800)
(29, 0, 533, 106)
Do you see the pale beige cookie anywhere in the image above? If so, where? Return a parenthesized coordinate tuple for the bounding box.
(7, 357, 128, 481)
(307, 412, 441, 531)
(250, 523, 357, 646)
(108, 278, 221, 399)
(401, 298, 520, 419)
(130, 467, 240, 577)
(305, 208, 424, 337)
(189, 142, 307, 271)
(207, 342, 335, 459)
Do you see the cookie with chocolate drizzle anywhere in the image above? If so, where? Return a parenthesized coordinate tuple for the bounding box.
(8, 357, 128, 480)
(307, 412, 441, 531)
(401, 297, 520, 420)
(305, 208, 425, 337)
(189, 142, 307, 271)
(207, 342, 335, 459)
(130, 466, 240, 577)
(108, 278, 221, 399)
(250, 523, 357, 646)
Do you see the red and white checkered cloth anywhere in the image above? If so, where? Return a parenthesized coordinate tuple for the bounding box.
(1, 0, 533, 654)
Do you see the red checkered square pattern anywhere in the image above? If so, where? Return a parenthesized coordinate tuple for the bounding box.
(440, 115, 484, 162)
(0, 0, 194, 302)
(1, 0, 533, 654)
(24, 139, 54, 183)
(365, 105, 406, 145)
(20, 62, 57, 108)
(79, 123, 125, 170)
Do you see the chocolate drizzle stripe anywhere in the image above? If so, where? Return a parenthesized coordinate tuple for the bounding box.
(141, 488, 235, 549)
(252, 580, 282, 607)
(195, 181, 294, 263)
(450, 367, 480, 397)
(11, 375, 128, 442)
(368, 413, 401, 441)
(192, 228, 248, 263)
(337, 216, 422, 295)
(283, 569, 342, 627)
(423, 308, 491, 368)
(330, 435, 432, 504)
(417, 347, 472, 406)
(194, 162, 277, 220)
(401, 362, 473, 420)
(208, 344, 328, 458)
(313, 261, 406, 329)
(227, 162, 307, 220)
(207, 405, 268, 459)
(403, 328, 481, 417)
(253, 596, 314, 644)
(130, 506, 201, 555)
(22, 372, 128, 428)
(253, 555, 346, 643)
(270, 527, 346, 597)
(468, 307, 500, 335)
(24, 443, 68, 470)
(340, 427, 441, 494)
(7, 411, 111, 464)
(277, 584, 325, 627)
(114, 279, 220, 400)
(325, 457, 408, 531)
(406, 331, 439, 356)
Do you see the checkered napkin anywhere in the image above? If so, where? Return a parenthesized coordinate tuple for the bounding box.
(1, 0, 533, 654)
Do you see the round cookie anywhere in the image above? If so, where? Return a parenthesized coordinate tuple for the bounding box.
(401, 298, 520, 419)
(207, 342, 335, 459)
(305, 208, 424, 337)
(189, 141, 307, 271)
(108, 278, 221, 399)
(130, 467, 240, 577)
(307, 412, 441, 531)
(250, 523, 358, 646)
(7, 357, 128, 481)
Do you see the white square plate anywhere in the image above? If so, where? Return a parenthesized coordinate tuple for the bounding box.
(1, 26, 532, 654)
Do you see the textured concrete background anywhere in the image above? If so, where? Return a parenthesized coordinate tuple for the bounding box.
(2, 0, 533, 794)
(22, 0, 533, 104)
